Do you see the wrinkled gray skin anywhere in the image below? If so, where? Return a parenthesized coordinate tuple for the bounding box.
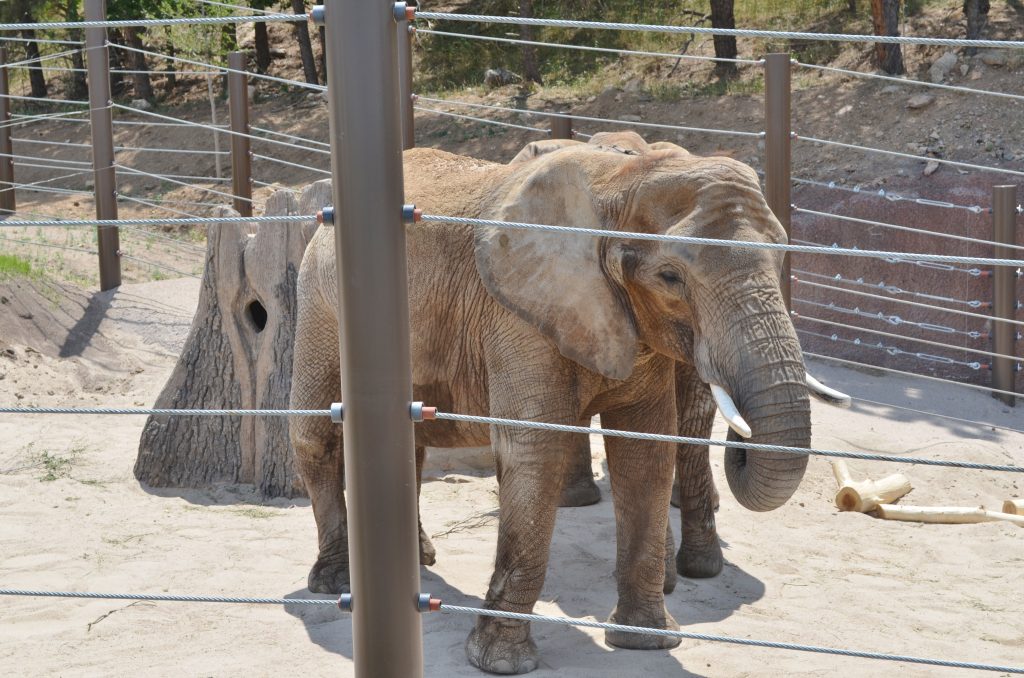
(289, 132, 811, 674)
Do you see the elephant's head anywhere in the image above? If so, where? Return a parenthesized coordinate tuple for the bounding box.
(476, 132, 845, 512)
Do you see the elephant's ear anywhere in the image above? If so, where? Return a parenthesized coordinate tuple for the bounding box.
(475, 153, 638, 380)
(508, 138, 584, 164)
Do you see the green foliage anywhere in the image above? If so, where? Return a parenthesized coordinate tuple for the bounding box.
(417, 0, 860, 91)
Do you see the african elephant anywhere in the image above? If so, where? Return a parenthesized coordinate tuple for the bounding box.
(290, 131, 827, 674)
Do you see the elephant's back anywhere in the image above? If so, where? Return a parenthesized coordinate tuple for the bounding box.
(403, 148, 506, 219)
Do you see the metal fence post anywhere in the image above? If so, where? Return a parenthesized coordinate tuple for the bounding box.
(227, 51, 252, 218)
(764, 53, 792, 310)
(323, 1, 424, 676)
(992, 185, 1019, 406)
(549, 114, 572, 140)
(84, 0, 121, 291)
(0, 47, 15, 215)
(398, 13, 415, 150)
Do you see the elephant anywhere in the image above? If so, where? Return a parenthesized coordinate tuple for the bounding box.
(289, 131, 842, 674)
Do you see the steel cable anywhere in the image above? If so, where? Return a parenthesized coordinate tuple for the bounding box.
(793, 206, 1024, 252)
(414, 11, 1024, 49)
(437, 604, 1024, 674)
(0, 14, 305, 31)
(415, 95, 764, 139)
(0, 215, 316, 228)
(430, 411, 1022, 472)
(0, 406, 329, 416)
(418, 213, 1024, 268)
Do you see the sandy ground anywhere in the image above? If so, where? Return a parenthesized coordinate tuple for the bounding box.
(0, 275, 1021, 677)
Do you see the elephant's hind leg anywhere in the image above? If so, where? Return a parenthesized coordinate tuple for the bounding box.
(558, 418, 601, 507)
(290, 298, 349, 594)
(674, 362, 723, 579)
(416, 445, 436, 566)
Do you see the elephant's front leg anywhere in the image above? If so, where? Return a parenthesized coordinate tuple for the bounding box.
(466, 427, 572, 674)
(674, 362, 722, 579)
(602, 396, 680, 650)
(416, 445, 436, 566)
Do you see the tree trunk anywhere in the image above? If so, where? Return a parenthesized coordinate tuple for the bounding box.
(21, 29, 48, 98)
(164, 40, 177, 93)
(318, 25, 327, 84)
(709, 0, 738, 76)
(108, 30, 126, 96)
(64, 2, 87, 100)
(254, 21, 271, 74)
(848, 0, 857, 13)
(519, 0, 542, 85)
(135, 182, 330, 498)
(870, 0, 904, 75)
(290, 0, 319, 85)
(67, 38, 88, 100)
(963, 0, 990, 55)
(124, 27, 155, 102)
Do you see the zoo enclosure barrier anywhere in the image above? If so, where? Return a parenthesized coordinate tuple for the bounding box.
(1, 2, 1024, 677)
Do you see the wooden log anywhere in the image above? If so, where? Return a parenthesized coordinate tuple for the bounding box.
(135, 180, 330, 498)
(1003, 499, 1024, 515)
(876, 504, 1024, 527)
(835, 473, 912, 512)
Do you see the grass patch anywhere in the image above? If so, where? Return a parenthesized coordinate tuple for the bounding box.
(37, 451, 75, 482)
(231, 507, 278, 520)
(0, 253, 33, 279)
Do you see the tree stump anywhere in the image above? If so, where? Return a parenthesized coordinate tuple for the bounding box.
(135, 180, 332, 498)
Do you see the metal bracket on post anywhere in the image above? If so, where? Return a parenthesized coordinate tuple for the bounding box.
(330, 402, 344, 423)
(416, 593, 441, 612)
(393, 2, 416, 22)
(992, 185, 1019, 406)
(84, 0, 121, 291)
(317, 206, 335, 225)
(0, 48, 14, 216)
(227, 52, 253, 218)
(409, 402, 437, 422)
(309, 5, 325, 25)
(401, 204, 422, 223)
(337, 593, 353, 611)
(764, 53, 792, 311)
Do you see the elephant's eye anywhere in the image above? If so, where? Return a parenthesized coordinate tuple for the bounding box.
(658, 269, 683, 286)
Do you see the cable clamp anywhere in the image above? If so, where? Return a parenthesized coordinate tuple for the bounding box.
(309, 5, 325, 25)
(402, 204, 422, 224)
(337, 593, 353, 611)
(317, 206, 334, 225)
(409, 402, 437, 422)
(417, 593, 441, 612)
(330, 402, 344, 423)
(393, 2, 416, 22)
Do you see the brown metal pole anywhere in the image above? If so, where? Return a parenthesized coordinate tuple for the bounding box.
(992, 185, 1019, 406)
(764, 53, 792, 310)
(227, 51, 252, 217)
(549, 114, 572, 140)
(323, 1, 423, 676)
(397, 16, 414, 150)
(84, 0, 121, 291)
(0, 48, 15, 215)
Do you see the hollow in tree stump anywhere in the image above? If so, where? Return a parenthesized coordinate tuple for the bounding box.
(135, 180, 332, 498)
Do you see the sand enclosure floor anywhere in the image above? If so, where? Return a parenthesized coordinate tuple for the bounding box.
(0, 277, 1021, 677)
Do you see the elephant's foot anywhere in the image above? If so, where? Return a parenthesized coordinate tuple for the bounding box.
(466, 617, 539, 675)
(307, 555, 350, 594)
(604, 604, 680, 650)
(419, 523, 437, 566)
(676, 539, 723, 579)
(558, 475, 601, 507)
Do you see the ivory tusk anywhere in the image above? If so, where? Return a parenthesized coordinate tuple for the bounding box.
(806, 373, 852, 408)
(709, 384, 752, 439)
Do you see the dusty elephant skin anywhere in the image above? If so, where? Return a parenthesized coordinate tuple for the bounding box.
(289, 132, 811, 674)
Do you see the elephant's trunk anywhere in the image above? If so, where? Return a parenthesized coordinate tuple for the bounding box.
(702, 290, 811, 512)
